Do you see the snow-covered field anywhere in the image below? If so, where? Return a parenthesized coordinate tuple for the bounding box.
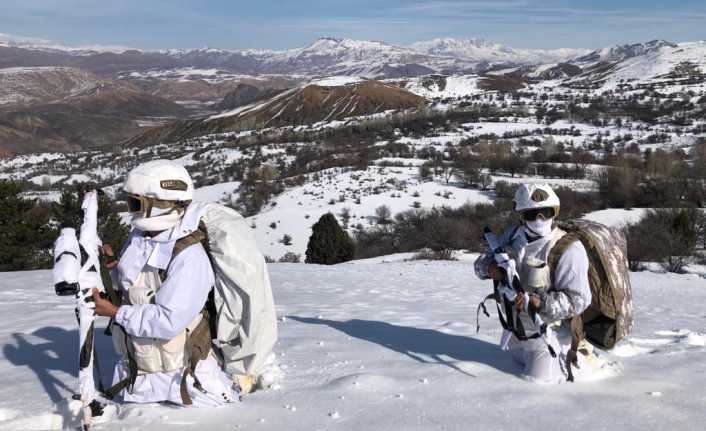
(1, 262, 705, 431)
(247, 166, 494, 258)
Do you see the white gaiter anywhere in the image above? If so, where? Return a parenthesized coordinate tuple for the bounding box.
(131, 206, 183, 233)
(524, 217, 554, 238)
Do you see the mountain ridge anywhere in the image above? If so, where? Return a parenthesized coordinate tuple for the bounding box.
(0, 33, 591, 77)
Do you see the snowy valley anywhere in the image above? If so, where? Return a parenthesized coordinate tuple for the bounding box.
(1, 30, 706, 431)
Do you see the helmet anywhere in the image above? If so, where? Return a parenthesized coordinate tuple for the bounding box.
(123, 159, 194, 202)
(513, 183, 560, 214)
(123, 160, 194, 232)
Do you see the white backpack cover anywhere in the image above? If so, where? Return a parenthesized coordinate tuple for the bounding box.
(184, 203, 278, 378)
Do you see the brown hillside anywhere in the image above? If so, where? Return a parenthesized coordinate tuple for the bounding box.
(0, 67, 107, 107)
(0, 84, 190, 154)
(127, 80, 427, 146)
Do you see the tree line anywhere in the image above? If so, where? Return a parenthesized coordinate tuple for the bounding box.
(0, 181, 128, 272)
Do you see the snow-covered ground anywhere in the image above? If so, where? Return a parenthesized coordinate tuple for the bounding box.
(582, 208, 652, 227)
(401, 75, 485, 99)
(1, 262, 705, 430)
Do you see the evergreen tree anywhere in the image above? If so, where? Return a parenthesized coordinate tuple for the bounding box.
(54, 189, 83, 229)
(305, 213, 355, 265)
(98, 196, 130, 254)
(53, 185, 129, 253)
(0, 181, 57, 271)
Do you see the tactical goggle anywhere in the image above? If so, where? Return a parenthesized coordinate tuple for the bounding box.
(125, 194, 177, 216)
(521, 207, 555, 221)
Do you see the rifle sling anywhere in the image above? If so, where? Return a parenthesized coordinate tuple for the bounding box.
(102, 323, 138, 400)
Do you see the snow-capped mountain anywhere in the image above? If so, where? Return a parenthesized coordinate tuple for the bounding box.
(240, 38, 438, 76)
(0, 32, 131, 53)
(410, 38, 590, 65)
(567, 40, 706, 88)
(0, 33, 587, 77)
(572, 40, 678, 65)
(483, 38, 706, 90)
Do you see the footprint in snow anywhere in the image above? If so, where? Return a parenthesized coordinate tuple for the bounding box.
(617, 329, 706, 356)
(0, 408, 20, 422)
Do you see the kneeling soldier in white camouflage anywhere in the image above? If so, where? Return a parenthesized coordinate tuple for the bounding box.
(475, 184, 597, 384)
(93, 160, 277, 405)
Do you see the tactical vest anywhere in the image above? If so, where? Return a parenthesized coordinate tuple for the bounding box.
(107, 231, 213, 404)
(110, 269, 204, 374)
(510, 227, 567, 297)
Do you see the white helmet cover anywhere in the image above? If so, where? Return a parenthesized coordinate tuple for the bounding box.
(123, 160, 194, 202)
(513, 183, 560, 213)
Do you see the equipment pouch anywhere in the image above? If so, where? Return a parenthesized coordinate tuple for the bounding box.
(522, 257, 551, 291)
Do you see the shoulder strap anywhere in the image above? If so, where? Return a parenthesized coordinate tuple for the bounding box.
(508, 224, 521, 243)
(159, 229, 207, 282)
(173, 229, 207, 260)
(547, 230, 585, 383)
(547, 231, 580, 284)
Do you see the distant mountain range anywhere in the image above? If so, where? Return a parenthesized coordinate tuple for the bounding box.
(1, 33, 704, 155)
(0, 34, 590, 77)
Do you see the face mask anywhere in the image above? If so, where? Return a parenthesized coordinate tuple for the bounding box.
(524, 217, 554, 238)
(131, 206, 182, 233)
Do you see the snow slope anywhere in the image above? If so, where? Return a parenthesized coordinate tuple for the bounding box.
(400, 75, 485, 98)
(0, 263, 705, 430)
(569, 41, 706, 89)
(247, 166, 494, 259)
(582, 208, 651, 227)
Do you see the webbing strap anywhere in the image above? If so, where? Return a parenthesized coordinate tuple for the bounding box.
(565, 314, 584, 382)
(159, 229, 207, 282)
(54, 251, 77, 263)
(476, 293, 543, 342)
(102, 324, 138, 400)
(103, 377, 131, 400)
(548, 231, 587, 380)
(476, 293, 494, 333)
(179, 311, 212, 405)
(476, 291, 557, 359)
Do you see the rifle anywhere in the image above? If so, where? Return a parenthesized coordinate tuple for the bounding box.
(52, 191, 107, 430)
(477, 227, 556, 357)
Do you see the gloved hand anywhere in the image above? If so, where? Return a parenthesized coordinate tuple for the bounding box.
(92, 288, 118, 318)
(515, 293, 541, 312)
(488, 262, 506, 281)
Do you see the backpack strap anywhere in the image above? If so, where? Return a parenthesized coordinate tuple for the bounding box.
(547, 231, 580, 284)
(180, 310, 212, 405)
(565, 314, 584, 382)
(158, 229, 207, 282)
(165, 226, 214, 404)
(547, 231, 585, 382)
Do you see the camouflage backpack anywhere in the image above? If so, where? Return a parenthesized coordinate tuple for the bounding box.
(548, 219, 634, 351)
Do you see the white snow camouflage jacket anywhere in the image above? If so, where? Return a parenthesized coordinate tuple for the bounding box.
(475, 224, 592, 322)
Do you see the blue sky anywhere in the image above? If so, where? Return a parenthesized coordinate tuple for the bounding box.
(1, 0, 705, 50)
